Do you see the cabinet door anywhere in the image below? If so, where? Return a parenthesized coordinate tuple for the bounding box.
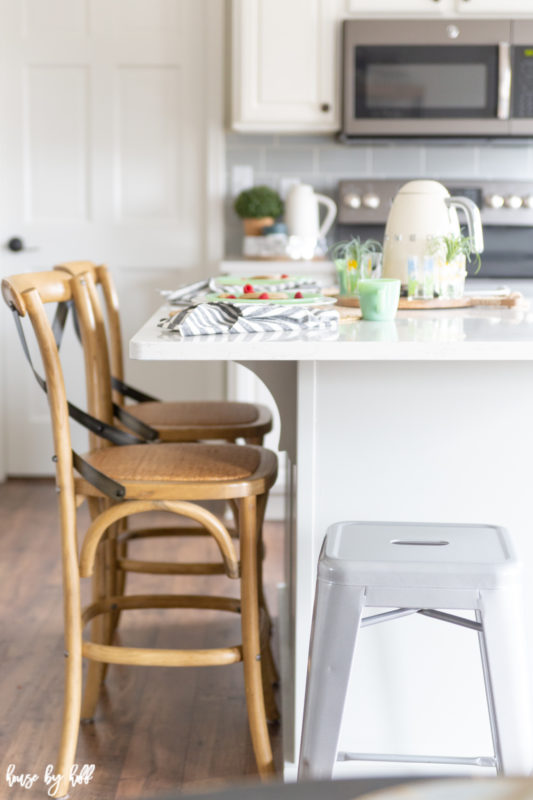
(232, 0, 340, 132)
(347, 0, 451, 14)
(455, 0, 533, 14)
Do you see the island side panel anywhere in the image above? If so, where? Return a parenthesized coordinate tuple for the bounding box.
(289, 359, 533, 779)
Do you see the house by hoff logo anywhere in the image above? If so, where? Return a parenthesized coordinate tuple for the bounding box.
(5, 763, 95, 796)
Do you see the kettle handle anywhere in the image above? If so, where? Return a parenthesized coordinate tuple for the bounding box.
(446, 196, 484, 253)
(315, 193, 337, 239)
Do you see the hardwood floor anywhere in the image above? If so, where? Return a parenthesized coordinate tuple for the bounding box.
(0, 479, 283, 799)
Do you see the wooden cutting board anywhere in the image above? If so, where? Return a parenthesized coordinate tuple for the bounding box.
(336, 292, 525, 310)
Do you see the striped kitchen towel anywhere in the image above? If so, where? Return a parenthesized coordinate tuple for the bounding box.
(159, 302, 339, 336)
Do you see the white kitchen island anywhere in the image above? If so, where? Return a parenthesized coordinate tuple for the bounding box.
(130, 291, 533, 781)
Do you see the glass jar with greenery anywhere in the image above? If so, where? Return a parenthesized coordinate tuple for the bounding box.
(331, 237, 383, 295)
(429, 233, 481, 298)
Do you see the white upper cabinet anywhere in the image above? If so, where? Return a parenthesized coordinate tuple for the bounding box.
(231, 0, 342, 133)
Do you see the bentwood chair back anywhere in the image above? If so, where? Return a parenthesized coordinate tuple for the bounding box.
(2, 270, 278, 798)
(54, 261, 273, 444)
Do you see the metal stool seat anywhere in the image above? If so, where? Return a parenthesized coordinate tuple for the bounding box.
(298, 521, 533, 780)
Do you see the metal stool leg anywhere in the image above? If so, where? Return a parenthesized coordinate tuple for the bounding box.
(478, 587, 533, 775)
(298, 580, 365, 780)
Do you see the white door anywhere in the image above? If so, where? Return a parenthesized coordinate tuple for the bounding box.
(0, 0, 225, 476)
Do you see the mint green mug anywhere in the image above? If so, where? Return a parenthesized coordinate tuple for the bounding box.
(358, 279, 401, 321)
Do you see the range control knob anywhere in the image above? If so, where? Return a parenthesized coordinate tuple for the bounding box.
(505, 194, 523, 209)
(362, 192, 381, 210)
(484, 193, 504, 209)
(523, 195, 533, 209)
(344, 192, 362, 210)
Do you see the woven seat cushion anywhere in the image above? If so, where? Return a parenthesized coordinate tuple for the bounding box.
(128, 401, 260, 428)
(83, 443, 261, 482)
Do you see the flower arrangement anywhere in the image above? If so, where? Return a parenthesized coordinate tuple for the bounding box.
(430, 233, 482, 274)
(429, 232, 481, 298)
(331, 237, 383, 295)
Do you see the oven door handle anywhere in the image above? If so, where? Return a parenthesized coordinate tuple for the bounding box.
(497, 42, 512, 121)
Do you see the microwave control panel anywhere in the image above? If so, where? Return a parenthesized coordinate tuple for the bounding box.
(513, 47, 533, 118)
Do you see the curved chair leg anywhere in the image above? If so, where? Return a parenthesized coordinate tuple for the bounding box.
(53, 496, 84, 799)
(240, 495, 275, 777)
(109, 534, 127, 632)
(105, 519, 123, 640)
(256, 493, 280, 688)
(80, 543, 107, 720)
(100, 520, 122, 683)
(87, 498, 124, 643)
(262, 632, 280, 694)
(260, 631, 280, 724)
(53, 640, 83, 798)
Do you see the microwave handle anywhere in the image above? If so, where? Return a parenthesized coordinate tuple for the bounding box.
(498, 42, 512, 121)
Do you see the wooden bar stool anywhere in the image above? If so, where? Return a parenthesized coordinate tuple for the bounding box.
(57, 265, 280, 693)
(2, 270, 279, 798)
(298, 521, 533, 780)
(54, 261, 273, 444)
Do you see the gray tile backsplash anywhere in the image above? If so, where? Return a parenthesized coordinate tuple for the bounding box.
(317, 144, 370, 174)
(478, 145, 531, 179)
(424, 146, 479, 177)
(370, 145, 425, 177)
(226, 147, 264, 172)
(264, 146, 316, 173)
(225, 134, 533, 255)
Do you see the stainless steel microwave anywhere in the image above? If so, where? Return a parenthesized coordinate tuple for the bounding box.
(342, 19, 533, 138)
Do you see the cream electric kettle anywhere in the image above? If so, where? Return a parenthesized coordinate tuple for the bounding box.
(382, 180, 484, 285)
(285, 184, 337, 254)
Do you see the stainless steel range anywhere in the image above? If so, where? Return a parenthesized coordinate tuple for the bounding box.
(337, 179, 533, 278)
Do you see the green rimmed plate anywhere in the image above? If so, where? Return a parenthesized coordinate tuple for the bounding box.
(204, 292, 336, 307)
(213, 274, 319, 288)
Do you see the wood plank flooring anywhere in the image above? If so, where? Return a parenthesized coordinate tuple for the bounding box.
(0, 479, 283, 799)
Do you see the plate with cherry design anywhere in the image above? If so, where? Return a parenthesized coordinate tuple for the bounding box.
(212, 274, 319, 289)
(205, 286, 336, 306)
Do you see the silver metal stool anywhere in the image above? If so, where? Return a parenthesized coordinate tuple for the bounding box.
(298, 521, 533, 780)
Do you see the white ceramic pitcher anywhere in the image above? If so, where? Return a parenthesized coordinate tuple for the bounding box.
(285, 184, 337, 255)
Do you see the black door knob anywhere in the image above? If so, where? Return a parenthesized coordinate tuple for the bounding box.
(7, 237, 24, 252)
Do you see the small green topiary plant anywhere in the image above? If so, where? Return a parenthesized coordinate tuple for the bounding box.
(234, 185, 284, 220)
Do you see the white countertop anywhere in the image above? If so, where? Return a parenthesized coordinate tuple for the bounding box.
(130, 279, 533, 363)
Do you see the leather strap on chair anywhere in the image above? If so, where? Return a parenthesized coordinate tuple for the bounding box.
(112, 403, 159, 441)
(70, 452, 126, 500)
(110, 376, 158, 404)
(51, 301, 160, 440)
(11, 306, 133, 499)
